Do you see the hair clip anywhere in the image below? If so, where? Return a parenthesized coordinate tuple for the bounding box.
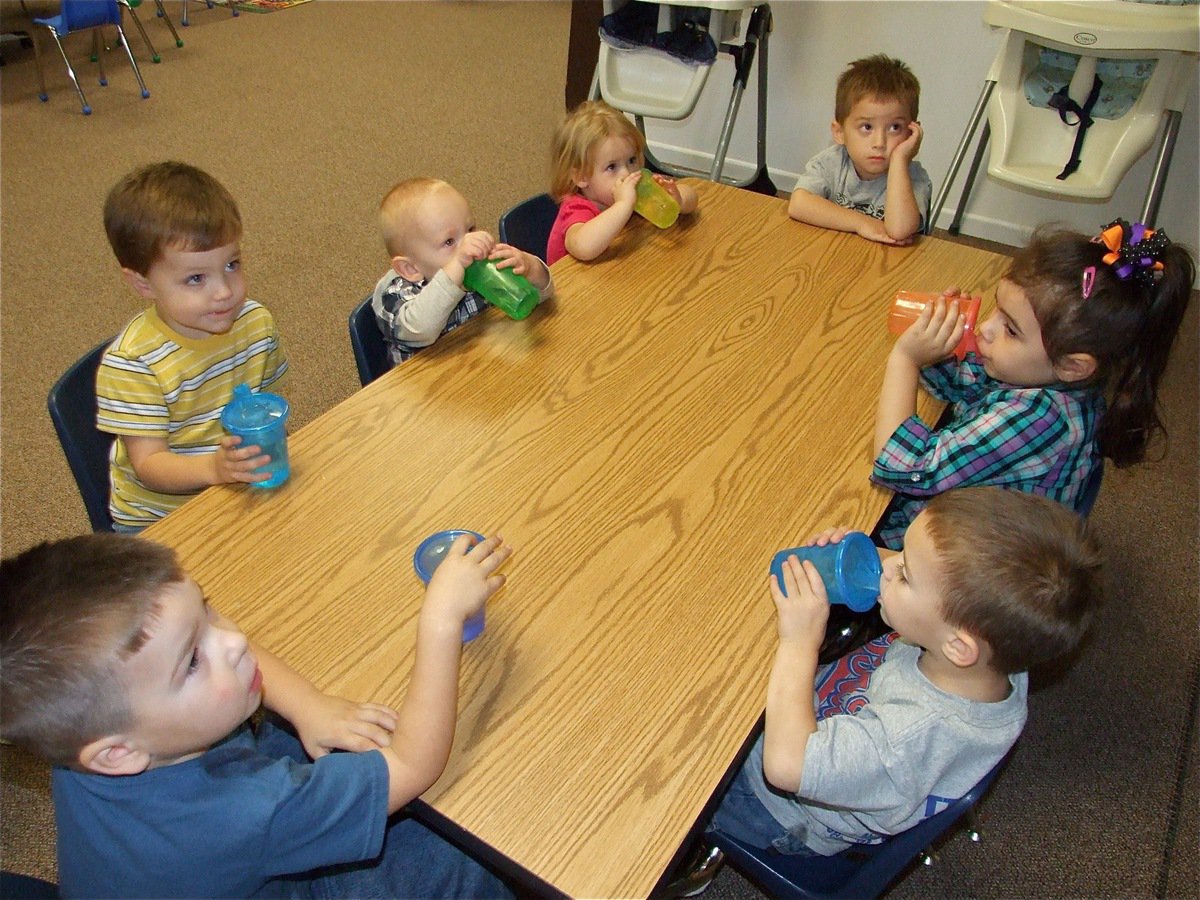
(1081, 265, 1096, 300)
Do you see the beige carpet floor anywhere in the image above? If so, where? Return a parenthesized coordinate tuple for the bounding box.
(2, 2, 1197, 897)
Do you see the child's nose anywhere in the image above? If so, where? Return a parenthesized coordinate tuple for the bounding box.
(217, 623, 249, 659)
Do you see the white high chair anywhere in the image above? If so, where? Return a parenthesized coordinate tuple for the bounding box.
(591, 0, 775, 193)
(931, 0, 1198, 232)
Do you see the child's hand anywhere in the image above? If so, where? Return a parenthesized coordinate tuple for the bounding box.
(770, 555, 830, 651)
(490, 243, 532, 276)
(894, 121, 923, 164)
(895, 296, 966, 366)
(612, 170, 641, 210)
(423, 533, 512, 632)
(653, 173, 683, 206)
(211, 435, 271, 485)
(445, 230, 496, 285)
(804, 526, 854, 548)
(856, 216, 913, 246)
(291, 693, 399, 759)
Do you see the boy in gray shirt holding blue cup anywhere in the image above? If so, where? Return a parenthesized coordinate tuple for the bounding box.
(709, 487, 1102, 857)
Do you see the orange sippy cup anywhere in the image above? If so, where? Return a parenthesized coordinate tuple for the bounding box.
(888, 291, 981, 361)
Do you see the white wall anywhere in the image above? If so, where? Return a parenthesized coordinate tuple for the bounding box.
(640, 0, 1199, 252)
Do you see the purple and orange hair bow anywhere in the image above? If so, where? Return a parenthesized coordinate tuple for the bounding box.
(1094, 219, 1171, 289)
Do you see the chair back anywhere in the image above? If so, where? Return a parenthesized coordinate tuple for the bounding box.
(498, 193, 559, 260)
(707, 756, 1007, 899)
(348, 295, 391, 387)
(1077, 459, 1104, 517)
(60, 0, 122, 32)
(47, 340, 115, 532)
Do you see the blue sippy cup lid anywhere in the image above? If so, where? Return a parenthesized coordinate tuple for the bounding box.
(220, 384, 289, 433)
(836, 532, 884, 612)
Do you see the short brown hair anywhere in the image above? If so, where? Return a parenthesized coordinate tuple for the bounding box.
(550, 100, 646, 201)
(835, 54, 920, 123)
(378, 176, 448, 259)
(922, 488, 1103, 674)
(0, 534, 184, 766)
(104, 161, 242, 275)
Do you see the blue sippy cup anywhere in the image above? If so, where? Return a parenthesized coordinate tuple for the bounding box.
(769, 531, 882, 612)
(414, 530, 487, 642)
(219, 384, 291, 489)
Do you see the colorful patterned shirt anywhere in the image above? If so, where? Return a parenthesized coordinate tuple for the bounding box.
(872, 355, 1103, 548)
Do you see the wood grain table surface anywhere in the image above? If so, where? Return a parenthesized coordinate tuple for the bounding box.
(144, 180, 1011, 898)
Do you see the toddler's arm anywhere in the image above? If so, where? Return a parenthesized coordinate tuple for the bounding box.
(873, 296, 966, 457)
(761, 554, 830, 793)
(882, 122, 924, 241)
(565, 170, 641, 261)
(788, 189, 911, 246)
(375, 533, 511, 812)
(124, 433, 273, 491)
(656, 174, 698, 215)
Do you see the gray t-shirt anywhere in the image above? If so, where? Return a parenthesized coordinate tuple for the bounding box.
(793, 144, 933, 227)
(746, 639, 1027, 856)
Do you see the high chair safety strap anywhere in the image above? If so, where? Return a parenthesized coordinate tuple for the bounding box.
(1047, 74, 1103, 181)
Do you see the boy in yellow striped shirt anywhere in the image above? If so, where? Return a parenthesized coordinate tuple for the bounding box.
(97, 162, 288, 531)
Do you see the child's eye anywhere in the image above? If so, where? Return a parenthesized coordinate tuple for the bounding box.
(186, 274, 204, 286)
(888, 123, 904, 134)
(225, 259, 240, 273)
(605, 163, 617, 172)
(1004, 322, 1017, 337)
(895, 562, 907, 583)
(442, 237, 456, 248)
(186, 648, 202, 675)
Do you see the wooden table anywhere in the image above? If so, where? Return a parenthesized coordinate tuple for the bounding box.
(144, 181, 1012, 898)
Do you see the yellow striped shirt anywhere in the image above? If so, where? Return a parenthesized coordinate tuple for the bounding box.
(96, 301, 288, 527)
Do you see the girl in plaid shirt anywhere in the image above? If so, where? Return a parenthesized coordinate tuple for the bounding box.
(871, 219, 1193, 548)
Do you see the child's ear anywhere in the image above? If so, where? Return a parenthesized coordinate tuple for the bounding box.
(942, 629, 981, 668)
(1053, 352, 1098, 384)
(830, 119, 846, 146)
(390, 255, 423, 282)
(570, 167, 589, 191)
(120, 267, 155, 301)
(78, 735, 151, 776)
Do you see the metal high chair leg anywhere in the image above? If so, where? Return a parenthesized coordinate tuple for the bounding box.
(1142, 108, 1182, 226)
(928, 80, 995, 235)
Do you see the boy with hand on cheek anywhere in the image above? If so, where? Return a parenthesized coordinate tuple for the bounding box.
(0, 532, 513, 898)
(788, 54, 931, 245)
(708, 488, 1101, 858)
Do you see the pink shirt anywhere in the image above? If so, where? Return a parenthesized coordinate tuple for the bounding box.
(546, 195, 602, 266)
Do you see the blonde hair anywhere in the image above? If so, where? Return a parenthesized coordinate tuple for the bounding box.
(550, 100, 646, 201)
(379, 176, 447, 258)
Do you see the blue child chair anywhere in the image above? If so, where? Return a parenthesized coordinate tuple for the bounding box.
(47, 340, 116, 532)
(348, 295, 390, 387)
(498, 193, 559, 260)
(31, 0, 150, 114)
(700, 755, 1008, 899)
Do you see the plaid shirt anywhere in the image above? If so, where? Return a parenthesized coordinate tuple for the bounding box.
(871, 355, 1103, 548)
(372, 272, 488, 366)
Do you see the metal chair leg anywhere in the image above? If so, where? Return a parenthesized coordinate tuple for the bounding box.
(113, 22, 150, 98)
(93, 30, 107, 85)
(30, 24, 50, 101)
(122, 1, 162, 62)
(1141, 109, 1181, 227)
(929, 79, 995, 234)
(47, 30, 93, 114)
(153, 0, 183, 47)
(948, 120, 991, 235)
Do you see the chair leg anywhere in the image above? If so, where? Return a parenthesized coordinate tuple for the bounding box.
(929, 79, 995, 234)
(30, 25, 50, 101)
(153, 0, 183, 47)
(47, 29, 93, 114)
(123, 2, 162, 63)
(181, 0, 189, 26)
(1141, 109, 1181, 228)
(113, 23, 151, 98)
